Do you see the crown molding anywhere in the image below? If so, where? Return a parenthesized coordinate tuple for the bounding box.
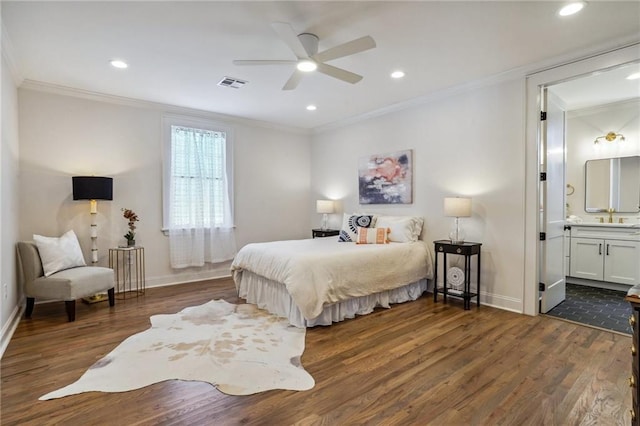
(313, 35, 640, 135)
(567, 97, 640, 119)
(19, 80, 311, 137)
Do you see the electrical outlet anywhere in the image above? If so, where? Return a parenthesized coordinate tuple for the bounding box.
(3, 283, 7, 300)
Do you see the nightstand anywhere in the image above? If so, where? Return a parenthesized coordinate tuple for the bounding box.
(312, 229, 339, 238)
(433, 240, 482, 310)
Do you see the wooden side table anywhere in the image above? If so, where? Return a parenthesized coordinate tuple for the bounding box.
(433, 240, 482, 310)
(109, 246, 145, 299)
(312, 229, 339, 238)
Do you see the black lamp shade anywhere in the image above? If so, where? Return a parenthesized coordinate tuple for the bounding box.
(72, 176, 113, 200)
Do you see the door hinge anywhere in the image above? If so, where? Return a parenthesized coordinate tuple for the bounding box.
(539, 282, 546, 291)
(540, 232, 546, 241)
(540, 111, 547, 121)
(540, 172, 547, 181)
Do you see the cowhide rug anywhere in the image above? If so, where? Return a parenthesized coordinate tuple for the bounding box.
(40, 300, 314, 400)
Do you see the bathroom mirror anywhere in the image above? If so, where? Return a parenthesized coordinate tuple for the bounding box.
(585, 155, 640, 213)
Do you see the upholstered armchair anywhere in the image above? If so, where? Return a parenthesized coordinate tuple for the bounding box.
(16, 241, 115, 321)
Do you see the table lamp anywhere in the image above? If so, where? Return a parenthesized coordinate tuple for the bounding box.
(316, 200, 335, 230)
(444, 197, 472, 244)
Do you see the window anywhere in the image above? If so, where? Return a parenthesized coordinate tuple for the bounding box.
(162, 115, 234, 231)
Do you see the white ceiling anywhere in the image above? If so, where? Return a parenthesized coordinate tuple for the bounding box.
(3, 1, 640, 130)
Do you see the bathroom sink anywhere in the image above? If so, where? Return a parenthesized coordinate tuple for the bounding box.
(567, 222, 640, 228)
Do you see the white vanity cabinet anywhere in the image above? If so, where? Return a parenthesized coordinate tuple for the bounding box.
(569, 225, 640, 285)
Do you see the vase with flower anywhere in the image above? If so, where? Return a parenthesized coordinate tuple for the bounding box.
(122, 208, 139, 247)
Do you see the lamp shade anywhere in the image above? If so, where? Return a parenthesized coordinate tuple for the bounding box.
(72, 176, 113, 200)
(444, 197, 471, 217)
(316, 200, 335, 214)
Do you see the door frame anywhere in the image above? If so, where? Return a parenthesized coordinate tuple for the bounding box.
(524, 43, 640, 315)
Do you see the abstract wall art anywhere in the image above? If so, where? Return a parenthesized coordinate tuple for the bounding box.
(358, 149, 413, 204)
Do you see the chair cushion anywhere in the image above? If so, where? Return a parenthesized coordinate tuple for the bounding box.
(26, 266, 114, 300)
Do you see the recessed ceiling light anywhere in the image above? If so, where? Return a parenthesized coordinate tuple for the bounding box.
(626, 72, 640, 80)
(110, 59, 128, 69)
(391, 70, 405, 79)
(558, 1, 586, 16)
(297, 60, 317, 72)
(306, 105, 317, 111)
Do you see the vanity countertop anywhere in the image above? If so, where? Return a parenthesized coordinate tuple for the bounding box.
(566, 222, 640, 229)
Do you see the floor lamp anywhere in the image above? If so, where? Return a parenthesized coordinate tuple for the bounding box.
(72, 176, 113, 264)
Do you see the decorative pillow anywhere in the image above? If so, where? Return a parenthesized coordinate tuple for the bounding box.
(338, 214, 376, 242)
(33, 230, 86, 277)
(356, 227, 390, 244)
(375, 216, 424, 243)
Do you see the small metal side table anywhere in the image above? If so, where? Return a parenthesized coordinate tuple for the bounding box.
(109, 246, 145, 299)
(433, 240, 482, 310)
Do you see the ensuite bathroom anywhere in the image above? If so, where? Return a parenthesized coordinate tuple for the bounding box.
(542, 62, 640, 334)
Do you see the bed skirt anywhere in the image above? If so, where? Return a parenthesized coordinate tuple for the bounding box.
(235, 270, 430, 328)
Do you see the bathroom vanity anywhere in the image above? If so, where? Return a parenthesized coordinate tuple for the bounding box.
(567, 223, 640, 288)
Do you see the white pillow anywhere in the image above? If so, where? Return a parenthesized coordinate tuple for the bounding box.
(375, 216, 424, 242)
(33, 230, 86, 277)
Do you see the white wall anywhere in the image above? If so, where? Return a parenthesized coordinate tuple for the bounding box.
(18, 88, 311, 288)
(566, 99, 640, 221)
(311, 78, 527, 312)
(1, 50, 20, 349)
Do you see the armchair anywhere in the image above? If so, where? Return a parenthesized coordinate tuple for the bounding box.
(16, 241, 115, 321)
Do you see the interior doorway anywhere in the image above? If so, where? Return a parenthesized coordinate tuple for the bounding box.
(524, 43, 640, 317)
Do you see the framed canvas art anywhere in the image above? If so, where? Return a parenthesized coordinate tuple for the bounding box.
(358, 149, 413, 204)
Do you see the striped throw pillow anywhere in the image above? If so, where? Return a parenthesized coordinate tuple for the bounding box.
(356, 227, 390, 244)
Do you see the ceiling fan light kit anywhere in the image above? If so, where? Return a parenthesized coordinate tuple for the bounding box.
(233, 22, 376, 90)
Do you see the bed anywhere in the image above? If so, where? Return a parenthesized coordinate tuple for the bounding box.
(231, 215, 434, 327)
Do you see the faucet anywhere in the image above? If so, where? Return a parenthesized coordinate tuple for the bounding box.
(607, 208, 615, 223)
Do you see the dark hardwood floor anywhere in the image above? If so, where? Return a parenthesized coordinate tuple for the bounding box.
(1, 278, 632, 425)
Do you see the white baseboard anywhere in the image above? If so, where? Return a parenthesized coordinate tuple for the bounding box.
(0, 302, 23, 359)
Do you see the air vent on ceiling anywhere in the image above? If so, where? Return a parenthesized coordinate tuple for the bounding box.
(218, 77, 247, 89)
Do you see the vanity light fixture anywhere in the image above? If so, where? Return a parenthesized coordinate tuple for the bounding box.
(594, 131, 625, 145)
(558, 1, 586, 16)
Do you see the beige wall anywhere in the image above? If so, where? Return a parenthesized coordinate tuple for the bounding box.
(311, 78, 527, 312)
(1, 51, 20, 344)
(17, 89, 312, 288)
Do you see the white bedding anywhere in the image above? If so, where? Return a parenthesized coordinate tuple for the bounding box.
(231, 237, 433, 320)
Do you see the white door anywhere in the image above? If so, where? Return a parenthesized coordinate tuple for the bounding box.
(540, 90, 566, 314)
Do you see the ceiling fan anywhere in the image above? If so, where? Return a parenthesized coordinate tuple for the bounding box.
(233, 22, 376, 90)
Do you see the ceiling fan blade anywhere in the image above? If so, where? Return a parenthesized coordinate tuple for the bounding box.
(312, 36, 376, 63)
(315, 62, 363, 84)
(282, 70, 304, 90)
(233, 60, 297, 66)
(271, 22, 309, 59)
